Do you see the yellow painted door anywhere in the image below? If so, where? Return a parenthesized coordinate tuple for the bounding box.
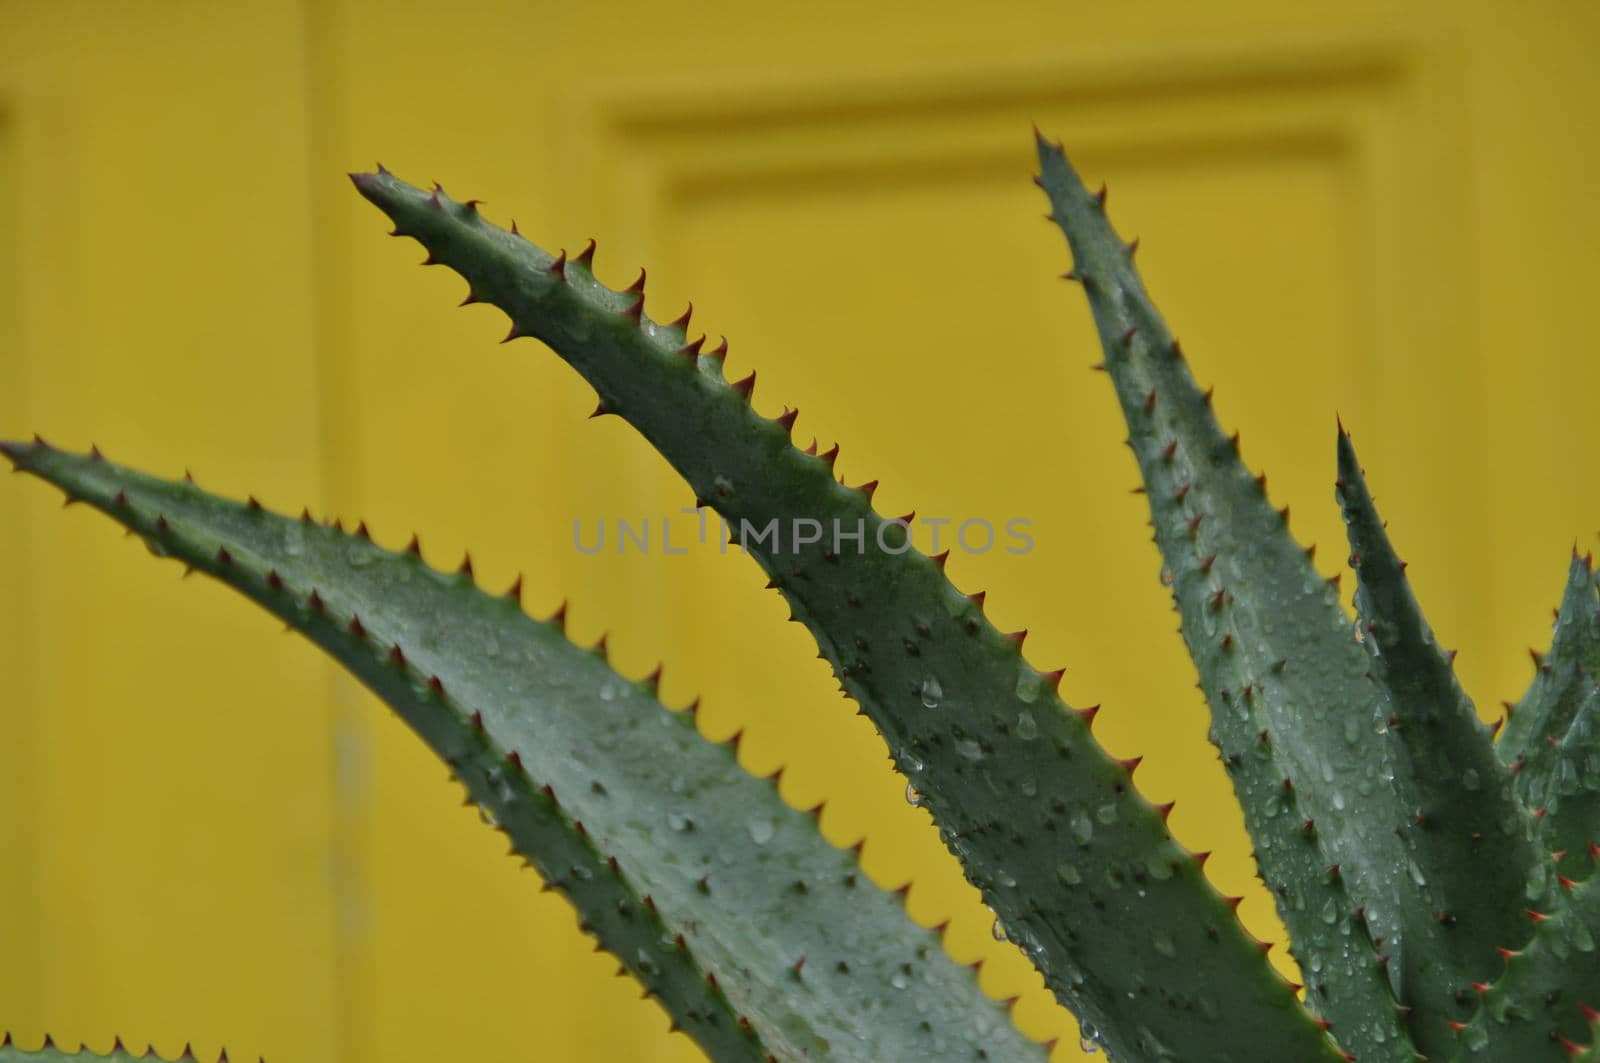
(2, 2, 1596, 1061)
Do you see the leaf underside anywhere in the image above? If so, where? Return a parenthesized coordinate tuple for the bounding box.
(1, 440, 1045, 1063)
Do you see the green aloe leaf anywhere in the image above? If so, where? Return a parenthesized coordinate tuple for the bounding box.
(1455, 874, 1600, 1060)
(1333, 426, 1546, 1050)
(1501, 555, 1600, 773)
(1533, 696, 1600, 883)
(0, 1037, 234, 1062)
(1033, 138, 1422, 1058)
(1501, 555, 1600, 880)
(1, 439, 1046, 1063)
(349, 166, 1344, 1062)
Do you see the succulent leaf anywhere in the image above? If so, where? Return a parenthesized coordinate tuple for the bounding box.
(1453, 874, 1600, 1060)
(350, 168, 1346, 1063)
(1501, 555, 1600, 767)
(1205, 715, 1413, 1062)
(0, 440, 1047, 1063)
(1533, 698, 1600, 883)
(1501, 555, 1600, 879)
(1033, 137, 1429, 1054)
(0, 1038, 240, 1062)
(1333, 426, 1550, 1053)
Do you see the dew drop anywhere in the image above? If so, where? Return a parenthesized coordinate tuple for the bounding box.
(1461, 768, 1481, 791)
(905, 781, 924, 808)
(919, 676, 943, 708)
(1525, 862, 1548, 900)
(667, 811, 692, 832)
(1015, 711, 1039, 740)
(1071, 809, 1094, 845)
(955, 739, 983, 761)
(1151, 930, 1177, 958)
(1160, 566, 1173, 587)
(990, 911, 1009, 942)
(486, 766, 515, 804)
(1558, 759, 1582, 795)
(1058, 862, 1083, 886)
(890, 970, 910, 989)
(747, 818, 775, 845)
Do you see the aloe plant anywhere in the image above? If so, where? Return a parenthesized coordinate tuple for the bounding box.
(4, 134, 1596, 1062)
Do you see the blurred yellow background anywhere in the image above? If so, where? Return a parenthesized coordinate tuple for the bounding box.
(1, 1, 1596, 1060)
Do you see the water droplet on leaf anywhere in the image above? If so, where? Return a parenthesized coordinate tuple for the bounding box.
(1071, 809, 1094, 845)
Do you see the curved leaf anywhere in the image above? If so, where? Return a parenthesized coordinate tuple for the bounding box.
(349, 166, 1344, 1063)
(1, 439, 1045, 1063)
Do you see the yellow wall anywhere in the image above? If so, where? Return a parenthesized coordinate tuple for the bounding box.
(1, 2, 1596, 1060)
